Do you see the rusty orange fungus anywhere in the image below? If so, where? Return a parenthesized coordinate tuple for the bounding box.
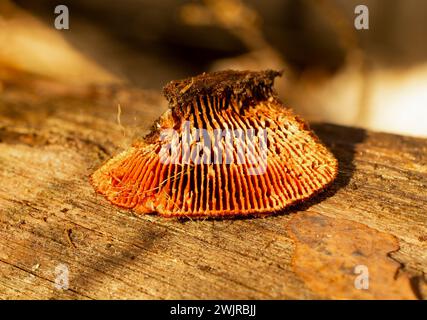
(91, 70, 338, 217)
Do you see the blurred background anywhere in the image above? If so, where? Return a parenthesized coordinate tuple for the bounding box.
(1, 0, 426, 137)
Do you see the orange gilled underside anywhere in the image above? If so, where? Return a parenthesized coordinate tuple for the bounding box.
(90, 70, 338, 217)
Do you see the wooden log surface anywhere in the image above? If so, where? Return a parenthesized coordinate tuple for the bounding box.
(0, 75, 426, 299)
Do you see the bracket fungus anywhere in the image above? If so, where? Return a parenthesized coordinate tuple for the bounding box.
(91, 70, 338, 217)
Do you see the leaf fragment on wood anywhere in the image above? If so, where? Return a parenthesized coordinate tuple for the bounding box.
(288, 212, 418, 299)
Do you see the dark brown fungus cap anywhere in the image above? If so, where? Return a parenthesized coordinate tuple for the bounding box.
(91, 70, 338, 217)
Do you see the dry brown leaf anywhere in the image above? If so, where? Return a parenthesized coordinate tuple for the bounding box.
(288, 212, 417, 299)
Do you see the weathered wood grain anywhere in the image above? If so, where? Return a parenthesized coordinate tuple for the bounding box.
(0, 77, 426, 299)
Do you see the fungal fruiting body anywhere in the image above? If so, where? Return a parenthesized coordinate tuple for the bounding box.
(91, 70, 338, 217)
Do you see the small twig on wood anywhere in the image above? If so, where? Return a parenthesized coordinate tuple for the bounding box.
(117, 103, 126, 137)
(65, 228, 77, 249)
